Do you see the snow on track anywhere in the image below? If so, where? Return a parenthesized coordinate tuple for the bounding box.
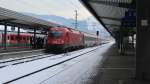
(0, 54, 54, 68)
(0, 46, 101, 84)
(11, 42, 114, 84)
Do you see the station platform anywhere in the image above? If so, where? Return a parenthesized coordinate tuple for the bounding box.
(0, 47, 32, 53)
(91, 43, 149, 84)
(0, 48, 44, 60)
(0, 46, 44, 53)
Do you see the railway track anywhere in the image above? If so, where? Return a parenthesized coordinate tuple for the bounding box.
(0, 49, 44, 56)
(0, 53, 54, 68)
(0, 49, 84, 68)
(0, 46, 100, 84)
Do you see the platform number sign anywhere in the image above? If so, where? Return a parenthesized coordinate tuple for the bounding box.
(122, 9, 136, 27)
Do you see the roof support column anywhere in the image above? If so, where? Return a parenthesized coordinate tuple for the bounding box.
(33, 28, 36, 49)
(3, 23, 7, 50)
(17, 27, 20, 47)
(119, 27, 124, 54)
(136, 0, 150, 81)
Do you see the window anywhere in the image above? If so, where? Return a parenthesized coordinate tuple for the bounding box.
(7, 36, 10, 40)
(16, 36, 19, 40)
(49, 31, 63, 38)
(20, 36, 22, 40)
(23, 37, 26, 40)
(27, 37, 29, 40)
(14, 36, 16, 40)
(11, 36, 14, 40)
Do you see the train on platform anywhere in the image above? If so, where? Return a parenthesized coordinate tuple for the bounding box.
(0, 27, 100, 52)
(0, 31, 45, 48)
(45, 27, 100, 52)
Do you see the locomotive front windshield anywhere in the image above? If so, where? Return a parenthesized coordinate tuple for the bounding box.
(49, 30, 63, 38)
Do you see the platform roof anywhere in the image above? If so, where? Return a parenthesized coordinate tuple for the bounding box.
(80, 0, 136, 36)
(0, 7, 61, 29)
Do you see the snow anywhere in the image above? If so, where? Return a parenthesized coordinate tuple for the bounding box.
(0, 43, 110, 84)
(11, 42, 114, 84)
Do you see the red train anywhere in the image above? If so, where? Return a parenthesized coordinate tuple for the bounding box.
(0, 32, 31, 48)
(0, 31, 45, 48)
(45, 27, 100, 52)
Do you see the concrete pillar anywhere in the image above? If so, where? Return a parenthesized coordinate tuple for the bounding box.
(136, 0, 150, 80)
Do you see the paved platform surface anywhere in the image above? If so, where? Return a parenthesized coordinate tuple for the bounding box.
(0, 47, 33, 53)
(0, 48, 44, 60)
(90, 44, 149, 84)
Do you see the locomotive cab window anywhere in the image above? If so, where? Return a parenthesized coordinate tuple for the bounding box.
(49, 31, 63, 38)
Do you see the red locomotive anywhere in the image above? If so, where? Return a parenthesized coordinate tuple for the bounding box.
(46, 27, 100, 52)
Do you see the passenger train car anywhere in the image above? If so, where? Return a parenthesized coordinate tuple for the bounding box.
(0, 32, 31, 48)
(45, 27, 100, 52)
(83, 32, 99, 47)
(0, 31, 45, 48)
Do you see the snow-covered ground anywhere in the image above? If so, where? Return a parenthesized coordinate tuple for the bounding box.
(0, 42, 114, 84)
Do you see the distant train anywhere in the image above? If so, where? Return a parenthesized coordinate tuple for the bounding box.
(45, 27, 100, 52)
(0, 31, 45, 48)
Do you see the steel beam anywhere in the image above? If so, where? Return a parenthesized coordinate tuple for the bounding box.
(89, 0, 135, 9)
(0, 19, 16, 22)
(99, 16, 122, 21)
(105, 23, 121, 27)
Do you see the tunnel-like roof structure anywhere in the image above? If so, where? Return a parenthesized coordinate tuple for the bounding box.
(80, 0, 136, 37)
(0, 7, 61, 29)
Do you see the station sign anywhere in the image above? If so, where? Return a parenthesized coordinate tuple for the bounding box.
(121, 9, 136, 27)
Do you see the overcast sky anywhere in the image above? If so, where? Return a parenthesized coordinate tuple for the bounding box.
(0, 0, 92, 20)
(0, 0, 110, 36)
